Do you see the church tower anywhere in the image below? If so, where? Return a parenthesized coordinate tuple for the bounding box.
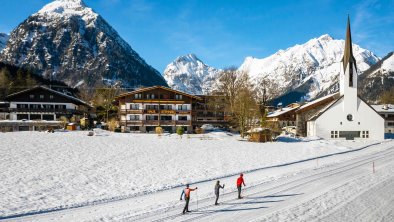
(340, 16, 358, 112)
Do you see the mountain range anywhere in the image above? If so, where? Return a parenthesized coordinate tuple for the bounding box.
(0, 0, 167, 88)
(164, 34, 389, 104)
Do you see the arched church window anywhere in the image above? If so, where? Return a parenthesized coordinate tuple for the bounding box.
(347, 114, 353, 121)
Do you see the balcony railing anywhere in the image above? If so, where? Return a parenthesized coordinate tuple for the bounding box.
(8, 108, 84, 115)
(175, 120, 191, 125)
(119, 109, 143, 114)
(121, 120, 192, 126)
(120, 109, 191, 115)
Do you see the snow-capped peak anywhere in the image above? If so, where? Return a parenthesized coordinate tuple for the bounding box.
(174, 54, 200, 64)
(36, 0, 97, 21)
(317, 34, 334, 41)
(164, 54, 221, 95)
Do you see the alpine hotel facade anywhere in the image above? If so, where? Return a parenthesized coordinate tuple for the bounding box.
(116, 86, 202, 133)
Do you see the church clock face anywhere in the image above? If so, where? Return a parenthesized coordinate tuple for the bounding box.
(347, 114, 353, 121)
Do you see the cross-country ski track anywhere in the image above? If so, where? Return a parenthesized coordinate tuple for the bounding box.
(2, 140, 394, 222)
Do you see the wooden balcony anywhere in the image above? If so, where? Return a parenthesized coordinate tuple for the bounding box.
(145, 120, 159, 125)
(160, 120, 175, 125)
(120, 120, 192, 126)
(119, 109, 143, 114)
(175, 120, 191, 125)
(176, 110, 191, 114)
(120, 120, 143, 126)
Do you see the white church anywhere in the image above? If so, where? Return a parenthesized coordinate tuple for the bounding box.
(307, 17, 385, 140)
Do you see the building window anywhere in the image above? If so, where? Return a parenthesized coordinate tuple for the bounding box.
(29, 94, 35, 99)
(135, 94, 142, 99)
(30, 114, 41, 120)
(40, 95, 44, 99)
(177, 104, 188, 110)
(17, 114, 29, 120)
(175, 94, 183, 100)
(129, 115, 140, 120)
(146, 94, 155, 99)
(362, 131, 369, 138)
(146, 115, 158, 120)
(17, 104, 28, 108)
(160, 105, 172, 110)
(42, 114, 54, 121)
(331, 131, 338, 138)
(146, 105, 158, 110)
(50, 95, 54, 100)
(388, 122, 394, 126)
(30, 104, 40, 109)
(160, 115, 172, 121)
(178, 116, 188, 121)
(347, 114, 353, 121)
(130, 104, 139, 110)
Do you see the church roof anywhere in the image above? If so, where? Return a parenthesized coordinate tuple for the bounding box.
(308, 96, 343, 121)
(342, 16, 357, 72)
(296, 92, 339, 113)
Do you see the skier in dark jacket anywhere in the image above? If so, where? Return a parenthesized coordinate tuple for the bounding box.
(236, 173, 246, 199)
(180, 184, 198, 214)
(214, 180, 225, 205)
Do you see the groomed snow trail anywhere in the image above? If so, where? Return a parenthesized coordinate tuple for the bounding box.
(3, 141, 393, 222)
(130, 145, 394, 222)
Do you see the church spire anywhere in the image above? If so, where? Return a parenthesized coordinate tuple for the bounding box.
(342, 15, 357, 72)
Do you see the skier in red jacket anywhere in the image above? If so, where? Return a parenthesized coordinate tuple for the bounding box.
(180, 184, 198, 214)
(236, 173, 246, 199)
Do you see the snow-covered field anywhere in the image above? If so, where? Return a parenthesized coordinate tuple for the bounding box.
(0, 131, 392, 220)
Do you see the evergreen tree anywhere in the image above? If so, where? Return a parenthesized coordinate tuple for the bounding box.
(176, 126, 184, 138)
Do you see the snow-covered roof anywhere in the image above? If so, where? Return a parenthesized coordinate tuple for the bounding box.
(115, 85, 203, 100)
(267, 106, 298, 118)
(297, 92, 339, 112)
(0, 120, 61, 124)
(308, 96, 343, 122)
(6, 86, 92, 107)
(371, 104, 394, 113)
(246, 127, 271, 133)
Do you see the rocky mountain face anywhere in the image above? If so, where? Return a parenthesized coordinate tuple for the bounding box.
(239, 34, 379, 103)
(0, 0, 167, 88)
(163, 54, 220, 95)
(358, 52, 394, 103)
(0, 33, 9, 51)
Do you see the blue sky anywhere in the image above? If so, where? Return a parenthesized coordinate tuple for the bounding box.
(0, 0, 393, 72)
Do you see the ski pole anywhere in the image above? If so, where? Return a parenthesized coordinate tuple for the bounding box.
(196, 189, 199, 211)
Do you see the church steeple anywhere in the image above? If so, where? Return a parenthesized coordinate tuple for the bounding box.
(342, 15, 357, 73)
